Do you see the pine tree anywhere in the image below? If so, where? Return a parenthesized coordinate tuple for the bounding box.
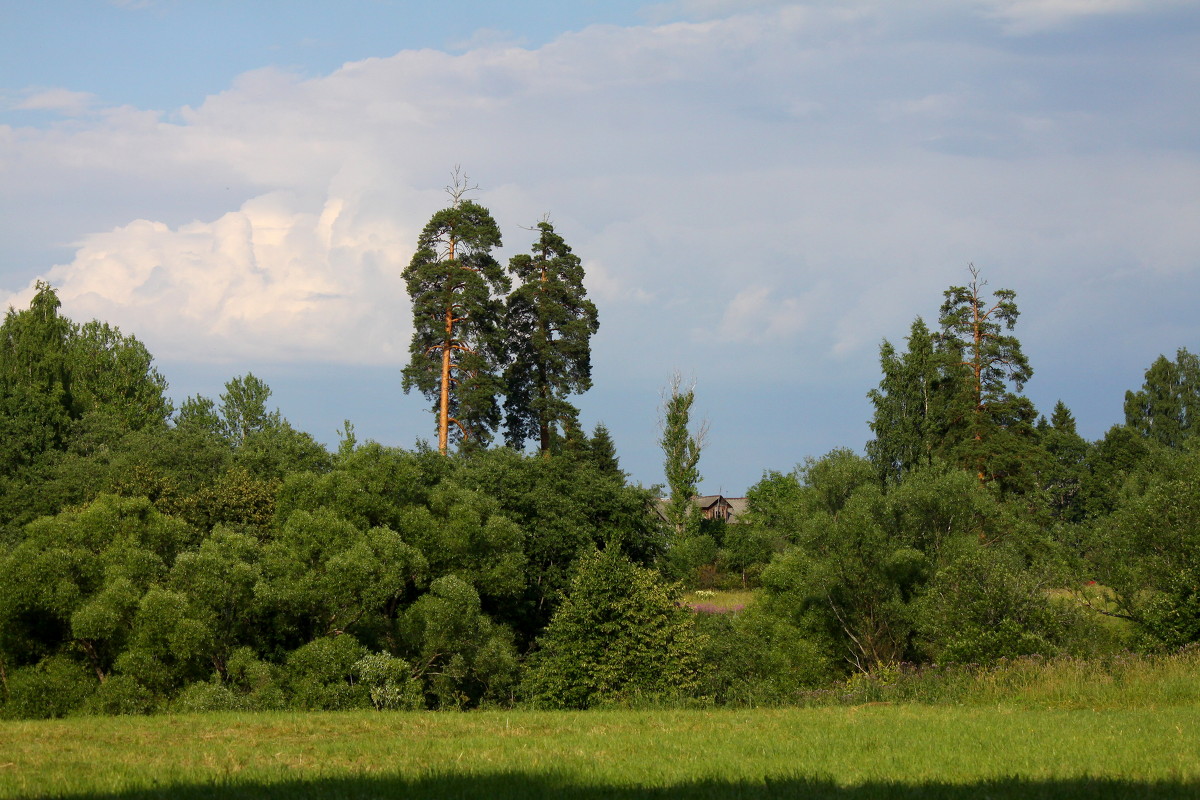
(503, 221, 599, 455)
(936, 265, 1035, 487)
(401, 172, 508, 454)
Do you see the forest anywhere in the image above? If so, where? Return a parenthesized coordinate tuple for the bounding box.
(1, 195, 1198, 720)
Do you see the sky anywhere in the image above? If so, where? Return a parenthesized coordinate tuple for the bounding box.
(2, 0, 1199, 494)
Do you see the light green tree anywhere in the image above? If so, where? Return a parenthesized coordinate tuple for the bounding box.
(521, 547, 703, 708)
(659, 373, 705, 536)
(1124, 347, 1200, 449)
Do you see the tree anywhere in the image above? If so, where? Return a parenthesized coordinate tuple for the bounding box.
(502, 220, 599, 455)
(0, 283, 171, 476)
(659, 373, 705, 536)
(1124, 348, 1200, 449)
(936, 265, 1036, 488)
(218, 372, 281, 444)
(867, 317, 956, 481)
(521, 547, 703, 708)
(402, 171, 508, 454)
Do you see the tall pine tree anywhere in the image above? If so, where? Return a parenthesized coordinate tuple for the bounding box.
(402, 173, 508, 453)
(503, 220, 599, 455)
(936, 265, 1037, 490)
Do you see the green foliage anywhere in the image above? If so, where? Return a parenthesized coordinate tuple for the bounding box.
(522, 548, 703, 708)
(936, 267, 1040, 492)
(402, 192, 509, 450)
(400, 575, 518, 708)
(661, 533, 718, 584)
(80, 674, 155, 716)
(218, 372, 281, 444)
(913, 543, 1085, 665)
(503, 221, 599, 454)
(1124, 347, 1200, 448)
(1089, 447, 1200, 648)
(694, 605, 833, 705)
(0, 283, 170, 478)
(283, 634, 371, 710)
(0, 655, 95, 719)
(867, 318, 956, 481)
(660, 374, 703, 536)
(353, 651, 423, 710)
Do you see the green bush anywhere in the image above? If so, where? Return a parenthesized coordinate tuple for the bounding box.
(283, 635, 371, 710)
(521, 547, 703, 709)
(914, 544, 1082, 665)
(1, 655, 95, 719)
(694, 605, 833, 705)
(81, 674, 155, 716)
(353, 652, 423, 710)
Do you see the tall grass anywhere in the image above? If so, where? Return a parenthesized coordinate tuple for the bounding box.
(2, 650, 1198, 798)
(810, 647, 1200, 710)
(2, 704, 1199, 799)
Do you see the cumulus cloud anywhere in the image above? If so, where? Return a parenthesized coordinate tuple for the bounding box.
(5, 191, 412, 365)
(1, 0, 1198, 391)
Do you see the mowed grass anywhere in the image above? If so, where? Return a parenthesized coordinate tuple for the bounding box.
(3, 703, 1199, 799)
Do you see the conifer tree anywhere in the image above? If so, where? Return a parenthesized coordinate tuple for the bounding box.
(936, 265, 1035, 487)
(402, 171, 508, 453)
(503, 220, 599, 455)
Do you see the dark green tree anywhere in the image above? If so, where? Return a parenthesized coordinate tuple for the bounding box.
(1124, 348, 1200, 449)
(0, 283, 171, 477)
(402, 172, 508, 454)
(936, 265, 1037, 489)
(502, 220, 599, 455)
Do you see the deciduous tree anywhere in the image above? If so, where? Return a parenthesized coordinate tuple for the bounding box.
(1124, 347, 1200, 449)
(660, 373, 705, 536)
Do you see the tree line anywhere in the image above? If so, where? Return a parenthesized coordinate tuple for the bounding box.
(1, 235, 1198, 716)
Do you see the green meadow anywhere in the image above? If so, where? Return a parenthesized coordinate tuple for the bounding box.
(4, 653, 1200, 800)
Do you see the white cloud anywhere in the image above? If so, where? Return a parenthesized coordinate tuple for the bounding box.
(12, 88, 98, 116)
(4, 191, 412, 364)
(1, 0, 1197, 388)
(979, 0, 1186, 32)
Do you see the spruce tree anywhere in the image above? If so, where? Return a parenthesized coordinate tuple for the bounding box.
(401, 173, 508, 453)
(503, 220, 599, 455)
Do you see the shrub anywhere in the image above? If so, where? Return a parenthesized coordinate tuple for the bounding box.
(81, 675, 155, 716)
(353, 652, 423, 711)
(521, 547, 703, 708)
(283, 635, 371, 710)
(1, 655, 95, 719)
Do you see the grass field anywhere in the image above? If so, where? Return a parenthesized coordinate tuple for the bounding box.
(2, 703, 1199, 799)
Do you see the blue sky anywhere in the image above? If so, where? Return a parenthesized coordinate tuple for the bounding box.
(3, 0, 1199, 493)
